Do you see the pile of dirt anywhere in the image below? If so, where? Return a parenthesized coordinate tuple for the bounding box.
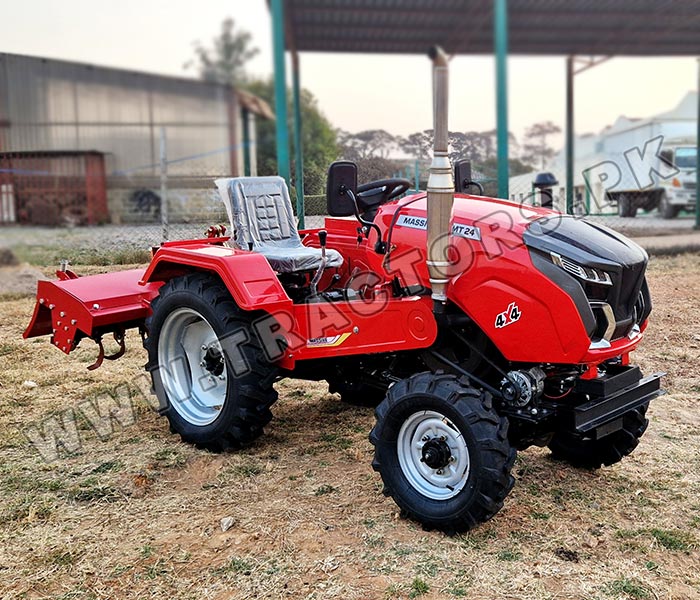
(0, 247, 20, 266)
(0, 249, 47, 295)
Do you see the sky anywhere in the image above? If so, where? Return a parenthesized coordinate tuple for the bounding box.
(1, 0, 697, 149)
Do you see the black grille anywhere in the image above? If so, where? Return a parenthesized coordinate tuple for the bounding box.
(524, 216, 651, 342)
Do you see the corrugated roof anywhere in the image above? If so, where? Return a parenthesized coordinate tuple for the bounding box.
(283, 0, 700, 56)
(238, 89, 276, 120)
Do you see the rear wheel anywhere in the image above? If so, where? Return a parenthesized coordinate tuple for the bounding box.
(370, 373, 515, 533)
(548, 403, 649, 469)
(145, 273, 278, 450)
(617, 194, 637, 218)
(659, 194, 681, 219)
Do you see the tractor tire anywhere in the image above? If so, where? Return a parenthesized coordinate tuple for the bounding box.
(369, 372, 516, 533)
(659, 194, 681, 219)
(548, 403, 649, 469)
(617, 195, 637, 218)
(328, 378, 387, 407)
(144, 273, 278, 451)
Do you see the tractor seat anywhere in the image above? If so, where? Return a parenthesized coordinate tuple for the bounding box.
(215, 176, 343, 273)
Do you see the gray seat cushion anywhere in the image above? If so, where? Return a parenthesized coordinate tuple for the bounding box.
(215, 176, 343, 273)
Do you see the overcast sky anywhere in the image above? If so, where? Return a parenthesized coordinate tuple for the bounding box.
(1, 0, 697, 147)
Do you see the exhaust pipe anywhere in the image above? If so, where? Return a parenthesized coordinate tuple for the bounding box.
(426, 46, 454, 312)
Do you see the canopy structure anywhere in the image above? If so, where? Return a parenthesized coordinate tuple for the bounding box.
(269, 0, 700, 227)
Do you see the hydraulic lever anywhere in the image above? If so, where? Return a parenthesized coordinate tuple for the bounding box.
(310, 230, 328, 297)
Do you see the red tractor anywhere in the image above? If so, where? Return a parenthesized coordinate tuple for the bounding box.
(24, 48, 662, 533)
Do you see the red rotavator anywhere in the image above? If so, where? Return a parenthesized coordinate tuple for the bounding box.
(23, 47, 662, 534)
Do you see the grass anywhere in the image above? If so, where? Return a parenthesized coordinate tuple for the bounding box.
(0, 253, 699, 598)
(649, 528, 696, 551)
(605, 578, 651, 599)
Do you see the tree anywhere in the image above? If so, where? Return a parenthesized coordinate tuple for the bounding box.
(337, 129, 403, 183)
(338, 129, 397, 160)
(398, 130, 434, 162)
(521, 121, 561, 170)
(185, 18, 259, 85)
(245, 79, 338, 195)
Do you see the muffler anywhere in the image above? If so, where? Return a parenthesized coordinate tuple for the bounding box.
(426, 46, 454, 312)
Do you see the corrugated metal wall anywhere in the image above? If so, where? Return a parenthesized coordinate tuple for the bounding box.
(0, 54, 236, 179)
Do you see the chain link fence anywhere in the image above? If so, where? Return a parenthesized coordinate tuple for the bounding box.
(1, 154, 695, 268)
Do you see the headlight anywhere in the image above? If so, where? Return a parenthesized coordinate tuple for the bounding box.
(550, 252, 612, 286)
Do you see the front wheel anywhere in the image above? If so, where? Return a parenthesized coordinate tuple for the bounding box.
(369, 373, 516, 533)
(548, 403, 649, 469)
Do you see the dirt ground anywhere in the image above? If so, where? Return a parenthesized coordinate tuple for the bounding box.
(0, 255, 698, 600)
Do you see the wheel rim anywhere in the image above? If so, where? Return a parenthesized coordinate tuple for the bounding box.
(158, 307, 228, 426)
(397, 410, 470, 500)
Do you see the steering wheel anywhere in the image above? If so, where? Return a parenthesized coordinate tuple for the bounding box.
(357, 178, 412, 203)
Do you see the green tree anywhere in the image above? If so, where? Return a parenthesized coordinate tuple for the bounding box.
(185, 18, 259, 85)
(245, 79, 338, 195)
(521, 121, 561, 170)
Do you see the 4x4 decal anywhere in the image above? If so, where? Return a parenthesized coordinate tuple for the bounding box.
(495, 302, 521, 329)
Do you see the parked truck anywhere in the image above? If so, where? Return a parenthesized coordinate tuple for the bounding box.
(606, 137, 697, 218)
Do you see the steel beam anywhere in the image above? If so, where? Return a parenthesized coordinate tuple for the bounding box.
(292, 51, 305, 228)
(271, 0, 290, 184)
(566, 56, 574, 215)
(696, 57, 700, 230)
(494, 0, 509, 199)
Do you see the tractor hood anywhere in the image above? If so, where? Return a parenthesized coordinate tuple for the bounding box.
(380, 193, 552, 249)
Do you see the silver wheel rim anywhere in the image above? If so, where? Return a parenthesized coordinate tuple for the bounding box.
(158, 307, 227, 426)
(397, 410, 470, 500)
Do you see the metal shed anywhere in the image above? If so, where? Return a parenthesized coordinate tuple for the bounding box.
(0, 53, 273, 225)
(268, 0, 700, 227)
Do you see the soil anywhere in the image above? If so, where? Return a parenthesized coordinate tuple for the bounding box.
(0, 254, 698, 599)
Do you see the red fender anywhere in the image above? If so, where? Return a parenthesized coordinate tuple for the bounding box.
(140, 243, 293, 314)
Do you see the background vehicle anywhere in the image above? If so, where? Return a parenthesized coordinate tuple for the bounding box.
(656, 142, 697, 218)
(605, 138, 697, 218)
(23, 48, 663, 532)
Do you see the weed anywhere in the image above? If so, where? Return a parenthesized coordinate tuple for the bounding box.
(320, 432, 353, 449)
(66, 484, 119, 503)
(409, 577, 429, 598)
(92, 460, 122, 474)
(649, 528, 695, 551)
(366, 534, 385, 549)
(497, 549, 522, 562)
(232, 463, 263, 477)
(605, 578, 651, 599)
(0, 495, 54, 524)
(140, 544, 154, 559)
(216, 556, 254, 576)
(145, 558, 169, 579)
(152, 448, 186, 468)
(314, 484, 336, 496)
(48, 549, 79, 566)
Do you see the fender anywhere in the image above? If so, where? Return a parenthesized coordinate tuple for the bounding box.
(140, 243, 293, 314)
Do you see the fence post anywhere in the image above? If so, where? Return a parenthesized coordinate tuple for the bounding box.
(159, 127, 168, 242)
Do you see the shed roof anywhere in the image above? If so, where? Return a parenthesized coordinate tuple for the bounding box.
(283, 0, 700, 56)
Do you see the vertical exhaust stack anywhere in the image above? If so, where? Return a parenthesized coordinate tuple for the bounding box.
(426, 46, 454, 313)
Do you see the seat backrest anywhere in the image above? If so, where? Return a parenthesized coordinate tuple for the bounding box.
(215, 176, 300, 251)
